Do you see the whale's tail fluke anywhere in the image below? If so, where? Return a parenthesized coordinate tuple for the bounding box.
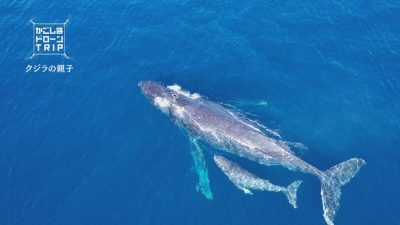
(283, 180, 303, 209)
(319, 158, 366, 225)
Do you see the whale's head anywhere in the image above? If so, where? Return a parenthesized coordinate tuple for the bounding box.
(139, 81, 201, 120)
(213, 155, 229, 169)
(139, 81, 171, 103)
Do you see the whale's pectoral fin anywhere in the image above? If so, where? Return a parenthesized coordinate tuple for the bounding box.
(189, 137, 213, 200)
(238, 186, 253, 195)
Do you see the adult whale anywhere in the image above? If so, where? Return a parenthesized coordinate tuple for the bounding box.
(139, 81, 366, 225)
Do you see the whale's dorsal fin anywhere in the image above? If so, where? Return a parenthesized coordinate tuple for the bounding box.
(275, 140, 308, 156)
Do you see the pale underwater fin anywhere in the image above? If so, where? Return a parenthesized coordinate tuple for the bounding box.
(239, 186, 253, 195)
(229, 99, 268, 108)
(283, 180, 302, 209)
(320, 158, 366, 225)
(189, 137, 213, 200)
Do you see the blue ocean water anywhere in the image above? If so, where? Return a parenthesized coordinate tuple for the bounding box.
(1, 0, 400, 224)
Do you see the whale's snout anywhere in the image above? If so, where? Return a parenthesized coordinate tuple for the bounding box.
(139, 81, 166, 101)
(138, 81, 151, 93)
(213, 155, 227, 167)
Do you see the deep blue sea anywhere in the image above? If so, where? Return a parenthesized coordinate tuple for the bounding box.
(1, 0, 400, 225)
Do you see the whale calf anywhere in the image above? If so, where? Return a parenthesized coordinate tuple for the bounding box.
(214, 155, 302, 208)
(139, 81, 366, 225)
